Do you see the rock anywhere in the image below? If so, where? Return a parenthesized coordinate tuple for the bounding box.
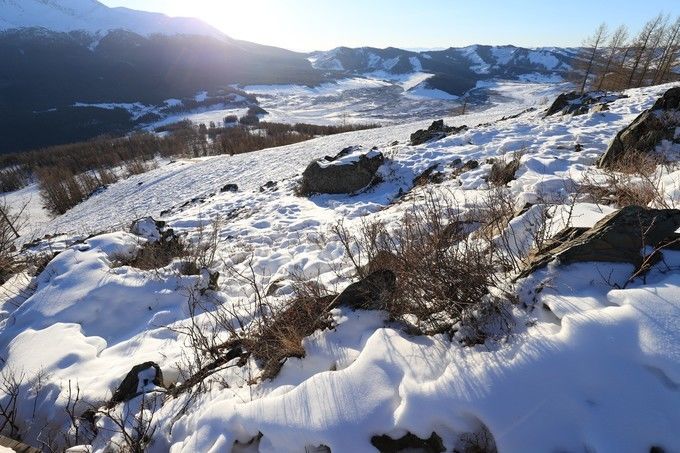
(130, 217, 166, 242)
(599, 87, 680, 169)
(519, 206, 680, 278)
(410, 120, 467, 145)
(260, 180, 278, 192)
(546, 91, 623, 117)
(371, 432, 445, 453)
(110, 362, 164, 406)
(413, 164, 444, 186)
(328, 269, 396, 310)
(300, 147, 385, 195)
(574, 143, 584, 152)
(545, 92, 581, 116)
(220, 183, 238, 193)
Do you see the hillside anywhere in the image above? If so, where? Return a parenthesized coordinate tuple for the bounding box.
(1, 82, 679, 452)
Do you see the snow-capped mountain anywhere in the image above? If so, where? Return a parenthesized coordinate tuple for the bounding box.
(0, 0, 225, 38)
(310, 45, 577, 94)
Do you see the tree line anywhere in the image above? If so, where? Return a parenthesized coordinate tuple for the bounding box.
(574, 13, 680, 93)
(0, 120, 378, 215)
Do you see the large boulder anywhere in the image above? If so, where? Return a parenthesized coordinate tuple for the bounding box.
(599, 87, 680, 169)
(519, 206, 680, 278)
(545, 92, 582, 116)
(410, 120, 467, 146)
(300, 146, 385, 195)
(109, 362, 164, 406)
(545, 91, 623, 117)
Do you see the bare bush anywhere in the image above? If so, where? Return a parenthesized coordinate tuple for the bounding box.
(580, 153, 672, 208)
(488, 155, 521, 187)
(0, 199, 27, 284)
(331, 193, 512, 335)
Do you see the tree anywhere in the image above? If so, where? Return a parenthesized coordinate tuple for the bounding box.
(635, 15, 668, 87)
(596, 25, 629, 91)
(626, 14, 665, 89)
(653, 16, 680, 85)
(578, 23, 608, 93)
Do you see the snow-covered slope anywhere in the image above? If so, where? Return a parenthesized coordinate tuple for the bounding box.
(0, 0, 224, 38)
(2, 83, 680, 452)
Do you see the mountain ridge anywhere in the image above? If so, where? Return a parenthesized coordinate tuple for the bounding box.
(0, 0, 226, 38)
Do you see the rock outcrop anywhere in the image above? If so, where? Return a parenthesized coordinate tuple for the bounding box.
(328, 269, 396, 310)
(545, 91, 623, 117)
(300, 146, 385, 195)
(519, 205, 680, 278)
(110, 361, 164, 406)
(598, 87, 680, 169)
(410, 120, 467, 146)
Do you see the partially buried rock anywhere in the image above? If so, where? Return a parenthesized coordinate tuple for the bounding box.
(371, 432, 445, 453)
(598, 86, 680, 169)
(220, 183, 238, 193)
(109, 362, 164, 406)
(410, 119, 467, 146)
(300, 146, 385, 195)
(545, 91, 623, 117)
(328, 269, 396, 310)
(519, 205, 680, 278)
(130, 217, 166, 242)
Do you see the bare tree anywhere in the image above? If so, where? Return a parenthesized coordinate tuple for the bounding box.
(636, 15, 669, 87)
(653, 16, 680, 84)
(596, 25, 629, 91)
(578, 23, 608, 93)
(626, 14, 665, 88)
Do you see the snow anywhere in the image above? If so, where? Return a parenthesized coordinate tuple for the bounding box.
(2, 82, 680, 452)
(0, 0, 225, 39)
(73, 101, 154, 120)
(527, 50, 561, 70)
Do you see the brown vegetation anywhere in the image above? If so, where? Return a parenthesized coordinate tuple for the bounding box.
(1, 120, 378, 215)
(574, 14, 680, 92)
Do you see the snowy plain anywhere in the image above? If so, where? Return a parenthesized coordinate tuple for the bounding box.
(1, 82, 680, 452)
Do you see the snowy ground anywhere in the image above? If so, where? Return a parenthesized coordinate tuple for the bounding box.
(1, 83, 680, 452)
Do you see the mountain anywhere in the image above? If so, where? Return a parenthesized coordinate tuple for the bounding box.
(310, 45, 577, 95)
(0, 0, 579, 153)
(0, 0, 225, 38)
(0, 29, 328, 153)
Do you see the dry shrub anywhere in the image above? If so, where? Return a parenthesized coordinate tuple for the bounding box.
(488, 154, 521, 187)
(0, 199, 27, 284)
(581, 152, 671, 208)
(126, 238, 187, 271)
(244, 289, 334, 380)
(332, 193, 511, 336)
(125, 159, 156, 177)
(0, 167, 30, 193)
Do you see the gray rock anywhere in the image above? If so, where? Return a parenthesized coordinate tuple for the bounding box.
(519, 205, 680, 278)
(410, 120, 467, 146)
(300, 147, 385, 195)
(328, 269, 396, 310)
(110, 362, 164, 406)
(545, 91, 624, 117)
(220, 183, 238, 192)
(598, 87, 680, 169)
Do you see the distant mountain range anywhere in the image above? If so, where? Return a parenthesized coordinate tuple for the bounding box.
(0, 0, 224, 38)
(310, 46, 576, 95)
(0, 0, 577, 153)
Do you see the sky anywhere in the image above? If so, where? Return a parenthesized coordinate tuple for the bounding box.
(100, 0, 679, 52)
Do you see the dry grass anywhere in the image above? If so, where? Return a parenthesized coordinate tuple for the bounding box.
(580, 151, 674, 208)
(331, 192, 513, 337)
(488, 154, 521, 187)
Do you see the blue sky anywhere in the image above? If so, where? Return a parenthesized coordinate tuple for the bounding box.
(100, 0, 679, 51)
